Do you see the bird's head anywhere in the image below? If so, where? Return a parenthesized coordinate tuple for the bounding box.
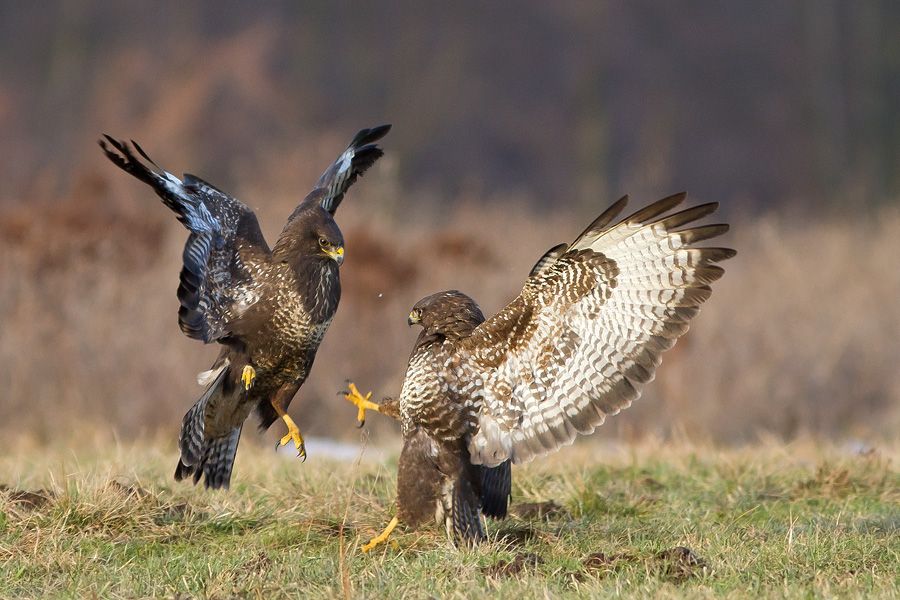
(313, 219, 345, 266)
(408, 290, 485, 339)
(273, 207, 345, 266)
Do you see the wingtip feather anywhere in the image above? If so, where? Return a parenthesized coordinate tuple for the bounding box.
(350, 123, 392, 149)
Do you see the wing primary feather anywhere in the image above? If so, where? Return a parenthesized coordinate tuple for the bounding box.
(573, 194, 629, 243)
(622, 191, 687, 224)
(100, 134, 270, 344)
(307, 123, 392, 215)
(130, 139, 164, 171)
(697, 247, 738, 262)
(651, 202, 718, 230)
(98, 135, 161, 188)
(677, 224, 730, 245)
(350, 123, 392, 147)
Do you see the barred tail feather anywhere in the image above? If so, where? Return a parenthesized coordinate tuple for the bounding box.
(195, 426, 242, 490)
(174, 364, 227, 484)
(445, 475, 486, 547)
(480, 460, 512, 519)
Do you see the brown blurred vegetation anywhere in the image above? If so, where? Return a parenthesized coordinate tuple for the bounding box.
(2, 177, 899, 444)
(1, 2, 898, 444)
(3, 1, 900, 209)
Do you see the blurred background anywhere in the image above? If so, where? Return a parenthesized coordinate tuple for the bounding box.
(1, 1, 898, 448)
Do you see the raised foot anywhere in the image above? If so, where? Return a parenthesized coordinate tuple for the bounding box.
(343, 382, 380, 427)
(276, 414, 307, 461)
(362, 516, 399, 553)
(241, 365, 256, 391)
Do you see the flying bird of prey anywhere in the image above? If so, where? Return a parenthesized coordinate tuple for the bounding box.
(100, 124, 390, 489)
(345, 193, 735, 550)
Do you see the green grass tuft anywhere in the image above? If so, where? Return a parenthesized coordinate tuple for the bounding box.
(0, 439, 897, 598)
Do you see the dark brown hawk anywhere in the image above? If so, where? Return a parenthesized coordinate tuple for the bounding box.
(345, 193, 735, 549)
(100, 124, 390, 489)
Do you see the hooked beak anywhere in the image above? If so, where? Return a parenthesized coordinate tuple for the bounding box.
(326, 246, 344, 265)
(407, 311, 420, 327)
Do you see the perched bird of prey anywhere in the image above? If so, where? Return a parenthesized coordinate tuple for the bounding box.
(345, 193, 735, 550)
(100, 124, 390, 489)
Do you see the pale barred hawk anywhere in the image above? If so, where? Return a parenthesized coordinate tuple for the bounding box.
(346, 192, 735, 548)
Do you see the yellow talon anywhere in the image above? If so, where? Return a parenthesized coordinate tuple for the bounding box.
(343, 382, 380, 427)
(241, 365, 256, 391)
(277, 413, 306, 461)
(362, 516, 399, 553)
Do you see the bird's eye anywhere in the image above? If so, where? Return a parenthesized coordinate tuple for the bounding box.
(318, 237, 328, 247)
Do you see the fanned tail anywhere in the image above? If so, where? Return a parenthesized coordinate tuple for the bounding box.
(174, 363, 242, 489)
(193, 426, 242, 490)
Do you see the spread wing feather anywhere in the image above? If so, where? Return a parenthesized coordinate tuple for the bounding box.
(296, 124, 392, 217)
(528, 243, 569, 278)
(99, 136, 270, 343)
(456, 194, 736, 466)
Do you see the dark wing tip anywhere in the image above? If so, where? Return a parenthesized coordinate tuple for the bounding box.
(350, 124, 392, 149)
(702, 247, 738, 262)
(679, 223, 730, 245)
(653, 202, 721, 231)
(98, 134, 128, 157)
(625, 192, 688, 224)
(574, 194, 630, 243)
(130, 139, 159, 168)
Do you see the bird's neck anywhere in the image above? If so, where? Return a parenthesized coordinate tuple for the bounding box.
(294, 257, 341, 321)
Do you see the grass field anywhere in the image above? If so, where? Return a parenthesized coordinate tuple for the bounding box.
(1, 437, 897, 598)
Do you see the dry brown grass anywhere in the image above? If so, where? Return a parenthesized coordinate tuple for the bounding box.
(2, 170, 899, 445)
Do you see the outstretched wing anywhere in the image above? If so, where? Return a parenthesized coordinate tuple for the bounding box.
(99, 136, 270, 343)
(299, 124, 392, 216)
(455, 193, 735, 466)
